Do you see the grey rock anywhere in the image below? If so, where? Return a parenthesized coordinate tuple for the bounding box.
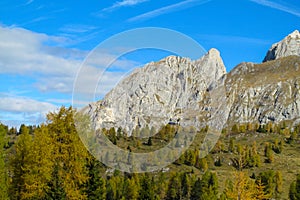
(85, 31, 300, 134)
(85, 48, 227, 134)
(263, 30, 300, 62)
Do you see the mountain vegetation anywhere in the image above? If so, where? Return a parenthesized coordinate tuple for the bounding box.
(0, 106, 300, 199)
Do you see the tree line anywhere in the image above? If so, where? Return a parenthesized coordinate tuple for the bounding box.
(0, 106, 300, 199)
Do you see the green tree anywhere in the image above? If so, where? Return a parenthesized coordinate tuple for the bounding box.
(124, 177, 139, 200)
(197, 158, 208, 172)
(181, 173, 192, 199)
(264, 142, 274, 163)
(274, 171, 283, 196)
(86, 158, 106, 200)
(167, 173, 182, 200)
(190, 178, 201, 200)
(9, 125, 33, 199)
(229, 138, 235, 153)
(257, 170, 276, 197)
(289, 174, 300, 200)
(0, 124, 8, 199)
(139, 174, 155, 200)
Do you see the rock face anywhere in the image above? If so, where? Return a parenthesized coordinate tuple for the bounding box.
(263, 30, 300, 62)
(86, 30, 300, 133)
(225, 56, 300, 126)
(86, 49, 226, 134)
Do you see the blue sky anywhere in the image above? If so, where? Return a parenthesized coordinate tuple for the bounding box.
(0, 0, 299, 127)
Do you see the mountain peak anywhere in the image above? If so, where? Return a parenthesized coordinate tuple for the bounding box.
(289, 30, 300, 38)
(263, 30, 300, 62)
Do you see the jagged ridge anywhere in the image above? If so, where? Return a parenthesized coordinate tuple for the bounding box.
(86, 30, 300, 134)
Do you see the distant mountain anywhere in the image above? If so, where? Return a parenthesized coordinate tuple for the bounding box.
(263, 30, 300, 62)
(85, 30, 300, 134)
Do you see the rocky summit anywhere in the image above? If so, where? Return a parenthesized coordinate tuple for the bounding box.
(263, 30, 300, 62)
(86, 30, 300, 134)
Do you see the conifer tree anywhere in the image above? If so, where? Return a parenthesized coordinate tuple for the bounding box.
(47, 106, 89, 199)
(0, 124, 8, 199)
(9, 125, 33, 199)
(21, 125, 54, 199)
(225, 171, 255, 200)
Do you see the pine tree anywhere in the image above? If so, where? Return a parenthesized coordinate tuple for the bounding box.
(181, 173, 192, 199)
(86, 158, 106, 200)
(167, 173, 182, 200)
(124, 177, 139, 200)
(139, 174, 155, 200)
(190, 178, 201, 200)
(9, 125, 33, 199)
(200, 171, 218, 199)
(289, 174, 300, 200)
(0, 124, 8, 200)
(289, 181, 297, 200)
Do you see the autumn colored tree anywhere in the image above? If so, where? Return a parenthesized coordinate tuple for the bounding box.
(21, 125, 54, 199)
(0, 124, 8, 199)
(225, 171, 255, 200)
(46, 106, 89, 199)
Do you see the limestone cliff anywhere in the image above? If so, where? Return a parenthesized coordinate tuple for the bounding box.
(86, 30, 300, 133)
(86, 49, 226, 134)
(263, 30, 300, 62)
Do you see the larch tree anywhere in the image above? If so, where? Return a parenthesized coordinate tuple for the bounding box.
(225, 171, 256, 200)
(47, 106, 89, 200)
(21, 125, 54, 199)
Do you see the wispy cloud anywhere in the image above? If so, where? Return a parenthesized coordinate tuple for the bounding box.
(127, 0, 211, 22)
(103, 0, 149, 12)
(249, 0, 300, 17)
(60, 24, 98, 34)
(25, 0, 34, 5)
(198, 34, 271, 45)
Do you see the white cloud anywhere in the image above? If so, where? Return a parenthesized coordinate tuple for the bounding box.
(0, 25, 141, 126)
(0, 95, 58, 126)
(0, 96, 57, 114)
(249, 0, 300, 18)
(102, 0, 149, 12)
(127, 0, 211, 22)
(0, 25, 138, 95)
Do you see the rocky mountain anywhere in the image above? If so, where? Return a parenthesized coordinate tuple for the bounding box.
(224, 56, 300, 127)
(86, 48, 226, 134)
(86, 30, 300, 134)
(263, 30, 300, 62)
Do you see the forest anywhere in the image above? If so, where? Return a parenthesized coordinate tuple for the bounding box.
(0, 106, 300, 200)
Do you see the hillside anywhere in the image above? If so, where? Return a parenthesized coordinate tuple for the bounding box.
(86, 30, 300, 135)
